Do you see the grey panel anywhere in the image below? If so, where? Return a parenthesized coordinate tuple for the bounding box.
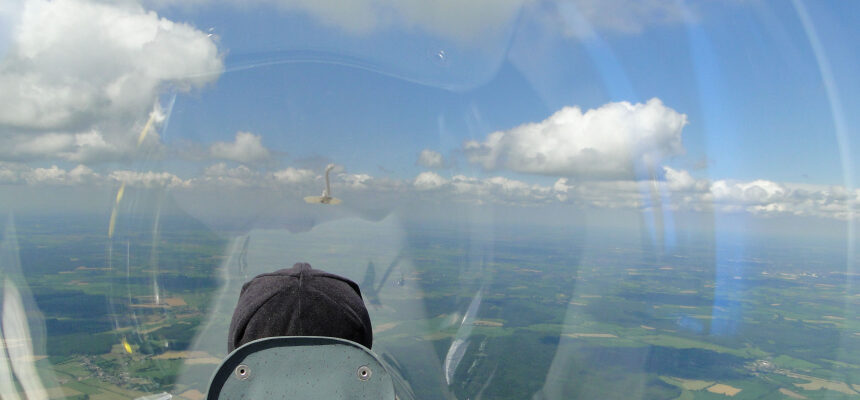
(208, 336, 396, 400)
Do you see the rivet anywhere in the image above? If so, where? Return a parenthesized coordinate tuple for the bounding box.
(357, 365, 372, 381)
(235, 364, 250, 380)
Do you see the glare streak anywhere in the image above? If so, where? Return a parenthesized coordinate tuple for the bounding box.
(108, 182, 125, 239)
(0, 319, 21, 400)
(792, 0, 855, 273)
(444, 287, 483, 385)
(2, 280, 47, 400)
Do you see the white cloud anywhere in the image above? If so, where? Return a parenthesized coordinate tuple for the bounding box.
(209, 132, 271, 164)
(68, 164, 98, 184)
(420, 174, 555, 206)
(272, 167, 315, 184)
(654, 167, 859, 220)
(663, 166, 698, 191)
(464, 98, 687, 179)
(341, 173, 374, 190)
(553, 177, 571, 201)
(0, 165, 20, 184)
(195, 163, 400, 194)
(485, 176, 553, 203)
(414, 171, 448, 190)
(461, 166, 858, 220)
(417, 149, 445, 169)
(711, 179, 787, 204)
(0, 0, 223, 162)
(197, 162, 260, 187)
(109, 169, 187, 188)
(24, 166, 65, 185)
(1, 0, 222, 129)
(23, 164, 99, 185)
(4, 164, 185, 188)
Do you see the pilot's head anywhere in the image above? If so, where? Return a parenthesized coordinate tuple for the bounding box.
(228, 262, 372, 352)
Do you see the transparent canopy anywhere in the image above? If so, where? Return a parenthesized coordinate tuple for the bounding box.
(0, 1, 858, 399)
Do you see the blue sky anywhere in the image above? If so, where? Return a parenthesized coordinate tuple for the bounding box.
(0, 0, 857, 225)
(151, 0, 857, 183)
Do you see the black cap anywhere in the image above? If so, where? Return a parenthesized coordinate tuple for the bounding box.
(228, 262, 373, 352)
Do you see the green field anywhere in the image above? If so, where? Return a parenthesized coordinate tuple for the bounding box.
(4, 214, 859, 399)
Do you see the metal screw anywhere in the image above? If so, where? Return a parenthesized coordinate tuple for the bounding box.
(357, 365, 372, 381)
(235, 364, 250, 380)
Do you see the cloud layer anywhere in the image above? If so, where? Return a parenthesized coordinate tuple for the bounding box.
(2, 162, 855, 221)
(464, 98, 687, 179)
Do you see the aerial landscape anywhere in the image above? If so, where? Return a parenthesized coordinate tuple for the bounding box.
(4, 210, 858, 399)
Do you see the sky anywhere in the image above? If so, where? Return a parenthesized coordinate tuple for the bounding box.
(0, 0, 858, 233)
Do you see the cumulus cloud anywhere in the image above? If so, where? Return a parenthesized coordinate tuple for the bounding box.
(464, 98, 687, 179)
(414, 171, 448, 190)
(209, 132, 271, 164)
(109, 169, 187, 188)
(663, 166, 698, 191)
(483, 176, 553, 203)
(3, 163, 184, 188)
(0, 163, 22, 184)
(704, 179, 817, 216)
(408, 166, 859, 219)
(415, 173, 554, 205)
(1, 0, 222, 129)
(7, 163, 188, 187)
(272, 167, 315, 184)
(417, 149, 445, 169)
(341, 173, 375, 190)
(22, 164, 99, 185)
(642, 167, 859, 220)
(0, 0, 223, 162)
(711, 179, 787, 205)
(24, 165, 68, 185)
(196, 162, 260, 187)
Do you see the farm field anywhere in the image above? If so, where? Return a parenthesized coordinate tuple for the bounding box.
(3, 214, 859, 399)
